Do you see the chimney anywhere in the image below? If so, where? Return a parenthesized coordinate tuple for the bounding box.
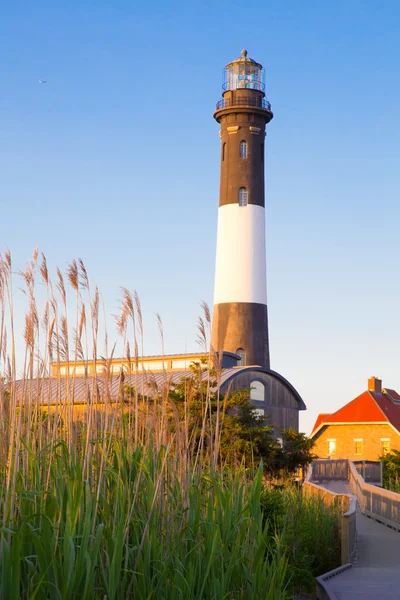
(368, 376, 382, 394)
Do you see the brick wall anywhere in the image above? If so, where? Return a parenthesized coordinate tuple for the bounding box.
(312, 423, 400, 461)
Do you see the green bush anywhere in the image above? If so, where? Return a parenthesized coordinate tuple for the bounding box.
(381, 449, 400, 492)
(261, 485, 341, 594)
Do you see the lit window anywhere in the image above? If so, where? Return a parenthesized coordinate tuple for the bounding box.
(111, 364, 127, 374)
(354, 439, 363, 455)
(236, 348, 245, 366)
(253, 408, 265, 418)
(239, 140, 247, 159)
(328, 439, 336, 455)
(142, 361, 164, 371)
(381, 439, 390, 455)
(250, 381, 265, 402)
(238, 187, 248, 206)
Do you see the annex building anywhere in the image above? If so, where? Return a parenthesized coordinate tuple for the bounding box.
(311, 377, 400, 461)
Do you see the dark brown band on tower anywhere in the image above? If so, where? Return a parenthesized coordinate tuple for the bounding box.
(215, 88, 272, 208)
(211, 302, 270, 369)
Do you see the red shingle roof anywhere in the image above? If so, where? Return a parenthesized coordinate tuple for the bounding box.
(311, 413, 331, 433)
(310, 389, 400, 437)
(374, 395, 400, 432)
(382, 389, 400, 402)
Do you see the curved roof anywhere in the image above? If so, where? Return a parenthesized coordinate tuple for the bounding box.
(217, 366, 306, 410)
(10, 366, 305, 410)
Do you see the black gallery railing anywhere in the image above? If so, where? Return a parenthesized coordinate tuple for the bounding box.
(216, 97, 272, 111)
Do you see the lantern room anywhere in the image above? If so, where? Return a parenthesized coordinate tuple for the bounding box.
(222, 49, 265, 92)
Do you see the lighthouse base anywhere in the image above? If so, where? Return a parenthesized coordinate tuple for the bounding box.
(211, 302, 270, 369)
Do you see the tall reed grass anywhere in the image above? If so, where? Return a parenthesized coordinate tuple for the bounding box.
(0, 250, 339, 598)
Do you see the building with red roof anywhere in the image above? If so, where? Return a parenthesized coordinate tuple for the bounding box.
(310, 377, 400, 460)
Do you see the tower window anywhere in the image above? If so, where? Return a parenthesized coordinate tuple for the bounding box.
(238, 187, 248, 206)
(236, 348, 245, 366)
(239, 140, 247, 159)
(222, 142, 226, 161)
(261, 143, 264, 162)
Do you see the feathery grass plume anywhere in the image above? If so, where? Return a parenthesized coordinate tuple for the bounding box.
(78, 257, 89, 290)
(24, 313, 35, 351)
(59, 316, 69, 361)
(42, 302, 49, 333)
(134, 290, 143, 341)
(39, 253, 49, 285)
(73, 329, 85, 362)
(200, 300, 211, 327)
(72, 303, 86, 362)
(47, 316, 56, 363)
(56, 267, 66, 307)
(116, 305, 128, 337)
(66, 259, 79, 293)
(121, 287, 134, 319)
(4, 248, 11, 270)
(78, 303, 86, 338)
(156, 313, 164, 356)
(91, 286, 99, 336)
(196, 316, 207, 352)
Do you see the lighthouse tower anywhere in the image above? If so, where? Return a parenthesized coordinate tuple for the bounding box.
(211, 50, 273, 368)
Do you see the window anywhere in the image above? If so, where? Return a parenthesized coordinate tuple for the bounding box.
(238, 187, 248, 206)
(143, 361, 165, 371)
(381, 438, 390, 455)
(354, 439, 363, 455)
(261, 143, 264, 162)
(250, 381, 265, 402)
(253, 408, 265, 418)
(222, 142, 226, 161)
(111, 364, 127, 374)
(239, 140, 247, 158)
(328, 439, 336, 456)
(236, 348, 245, 366)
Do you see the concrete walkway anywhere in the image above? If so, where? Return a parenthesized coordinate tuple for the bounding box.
(320, 481, 400, 599)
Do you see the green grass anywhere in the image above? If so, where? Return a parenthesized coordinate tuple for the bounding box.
(0, 438, 291, 599)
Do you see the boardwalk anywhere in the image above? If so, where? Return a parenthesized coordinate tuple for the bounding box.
(320, 481, 400, 599)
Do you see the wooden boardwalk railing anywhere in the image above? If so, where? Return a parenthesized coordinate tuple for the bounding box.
(308, 459, 400, 599)
(348, 460, 400, 529)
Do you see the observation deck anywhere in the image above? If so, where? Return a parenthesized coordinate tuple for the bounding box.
(216, 96, 271, 111)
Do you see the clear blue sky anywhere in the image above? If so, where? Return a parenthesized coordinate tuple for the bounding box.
(1, 0, 400, 434)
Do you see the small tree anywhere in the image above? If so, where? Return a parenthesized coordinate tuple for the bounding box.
(381, 449, 400, 491)
(169, 364, 316, 478)
(272, 429, 317, 477)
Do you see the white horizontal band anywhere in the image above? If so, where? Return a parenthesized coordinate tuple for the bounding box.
(213, 204, 267, 304)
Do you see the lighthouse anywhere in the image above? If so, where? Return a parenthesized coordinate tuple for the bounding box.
(30, 49, 306, 431)
(211, 50, 273, 368)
